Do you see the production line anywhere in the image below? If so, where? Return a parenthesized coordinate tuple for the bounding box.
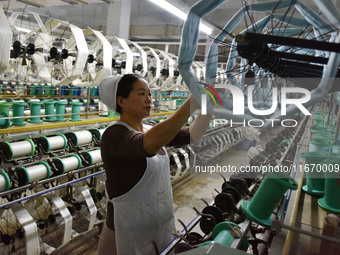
(0, 0, 340, 254)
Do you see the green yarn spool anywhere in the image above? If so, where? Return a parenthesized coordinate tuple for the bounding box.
(332, 145, 340, 153)
(311, 125, 328, 131)
(29, 85, 37, 96)
(313, 116, 324, 125)
(90, 87, 96, 96)
(43, 100, 57, 122)
(56, 101, 68, 121)
(0, 102, 11, 115)
(0, 102, 11, 128)
(201, 222, 248, 251)
(70, 102, 83, 121)
(12, 101, 27, 126)
(107, 108, 115, 117)
(241, 172, 298, 227)
(28, 101, 43, 123)
(309, 138, 333, 152)
(50, 86, 56, 96)
(35, 85, 43, 96)
(0, 112, 10, 129)
(300, 152, 331, 196)
(44, 85, 51, 96)
(318, 158, 340, 214)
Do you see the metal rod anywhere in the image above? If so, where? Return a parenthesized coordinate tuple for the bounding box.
(230, 219, 251, 249)
(279, 222, 340, 245)
(0, 170, 105, 210)
(0, 111, 101, 120)
(86, 86, 91, 119)
(0, 95, 99, 99)
(270, 50, 329, 64)
(277, 116, 307, 167)
(327, 94, 334, 125)
(0, 164, 103, 197)
(240, 32, 340, 53)
(282, 171, 305, 255)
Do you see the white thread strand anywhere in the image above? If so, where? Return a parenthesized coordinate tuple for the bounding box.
(73, 131, 92, 146)
(48, 136, 66, 151)
(25, 164, 49, 183)
(88, 150, 102, 164)
(10, 140, 34, 159)
(62, 156, 80, 172)
(0, 174, 7, 192)
(99, 128, 106, 136)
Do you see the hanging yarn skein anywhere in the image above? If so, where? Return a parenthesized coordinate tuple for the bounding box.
(0, 7, 12, 75)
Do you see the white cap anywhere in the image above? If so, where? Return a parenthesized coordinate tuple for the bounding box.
(99, 75, 123, 111)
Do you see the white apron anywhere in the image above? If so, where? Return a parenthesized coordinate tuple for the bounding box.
(107, 121, 175, 255)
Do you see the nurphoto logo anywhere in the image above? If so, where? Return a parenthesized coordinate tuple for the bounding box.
(200, 83, 311, 116)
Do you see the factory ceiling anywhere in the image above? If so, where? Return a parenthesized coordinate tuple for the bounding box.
(0, 0, 339, 61)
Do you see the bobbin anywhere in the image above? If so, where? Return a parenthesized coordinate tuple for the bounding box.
(69, 102, 83, 121)
(0, 139, 35, 161)
(16, 161, 51, 186)
(0, 112, 10, 129)
(89, 128, 107, 142)
(241, 172, 298, 227)
(55, 101, 68, 121)
(201, 222, 248, 251)
(99, 101, 108, 117)
(38, 134, 68, 153)
(52, 154, 82, 175)
(12, 101, 27, 126)
(0, 102, 11, 119)
(43, 99, 57, 122)
(300, 152, 336, 196)
(0, 171, 11, 192)
(44, 85, 51, 96)
(80, 149, 102, 167)
(28, 101, 43, 123)
(318, 158, 340, 214)
(65, 130, 93, 147)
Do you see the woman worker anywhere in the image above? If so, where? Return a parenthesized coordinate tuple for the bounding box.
(97, 73, 211, 255)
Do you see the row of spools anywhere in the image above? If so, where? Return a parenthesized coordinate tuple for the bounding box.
(300, 109, 340, 214)
(0, 128, 107, 193)
(0, 98, 103, 128)
(0, 82, 99, 97)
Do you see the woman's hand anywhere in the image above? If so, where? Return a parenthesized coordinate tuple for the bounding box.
(188, 95, 201, 112)
(143, 96, 192, 154)
(189, 112, 212, 143)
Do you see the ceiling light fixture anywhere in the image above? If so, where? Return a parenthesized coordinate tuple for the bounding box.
(61, 0, 78, 5)
(16, 0, 44, 8)
(14, 26, 32, 33)
(73, 0, 88, 5)
(148, 0, 213, 35)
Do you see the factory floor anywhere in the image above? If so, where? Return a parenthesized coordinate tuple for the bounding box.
(173, 148, 247, 231)
(171, 123, 333, 255)
(172, 126, 287, 250)
(53, 123, 335, 255)
(53, 126, 285, 255)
